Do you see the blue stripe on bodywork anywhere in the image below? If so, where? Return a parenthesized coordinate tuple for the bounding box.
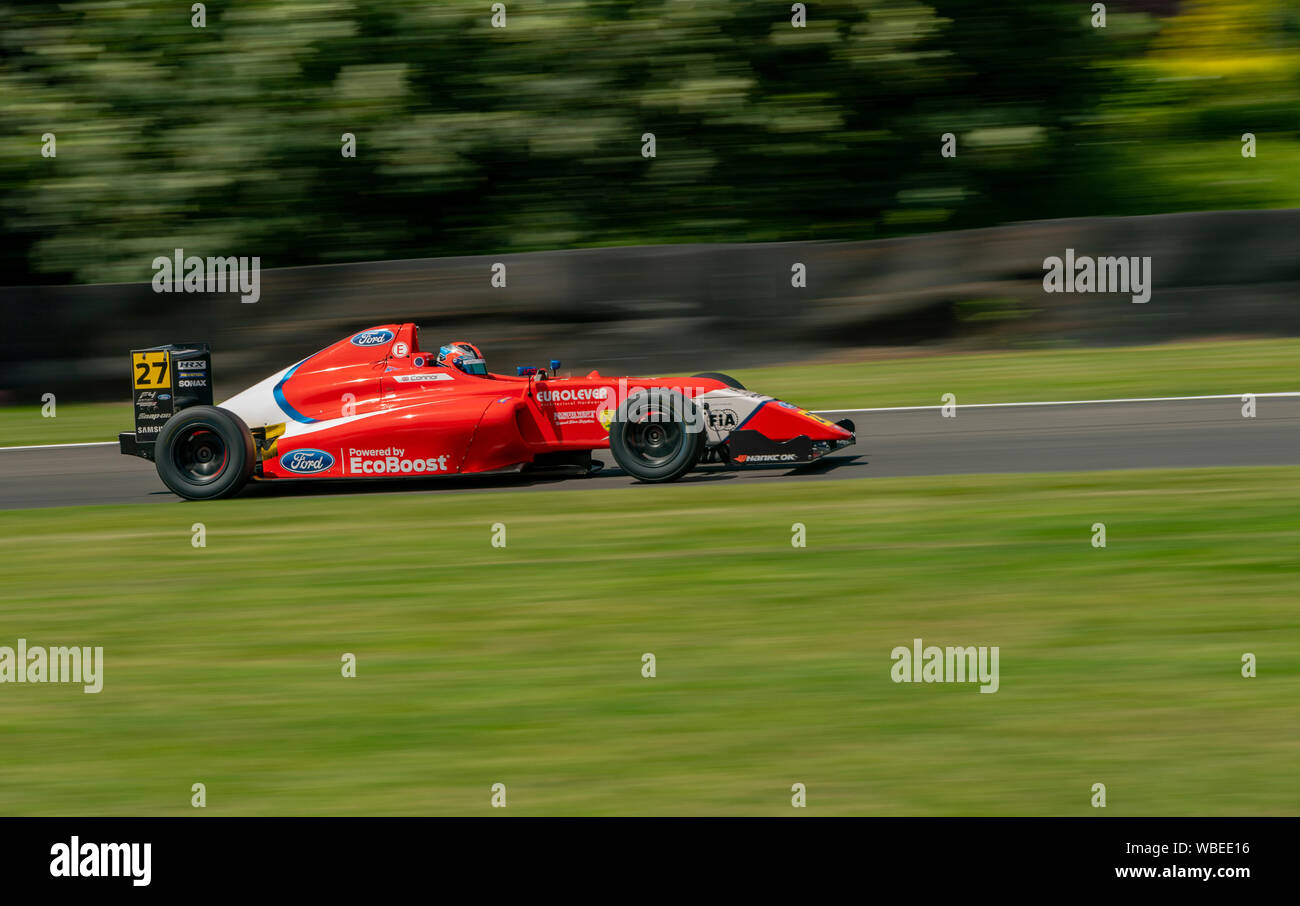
(733, 399, 768, 430)
(273, 358, 317, 424)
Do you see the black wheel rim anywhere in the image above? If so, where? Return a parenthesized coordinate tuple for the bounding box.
(173, 425, 228, 483)
(626, 412, 682, 466)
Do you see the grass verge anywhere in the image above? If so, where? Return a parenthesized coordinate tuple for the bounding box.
(732, 337, 1300, 411)
(0, 467, 1296, 815)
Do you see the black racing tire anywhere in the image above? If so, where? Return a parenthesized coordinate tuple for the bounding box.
(154, 406, 256, 500)
(692, 371, 745, 390)
(609, 389, 706, 483)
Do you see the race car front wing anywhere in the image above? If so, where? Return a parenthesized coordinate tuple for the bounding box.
(725, 418, 855, 465)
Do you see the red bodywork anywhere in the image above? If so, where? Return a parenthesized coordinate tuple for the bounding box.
(232, 323, 853, 480)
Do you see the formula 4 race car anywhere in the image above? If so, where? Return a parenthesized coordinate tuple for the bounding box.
(119, 324, 856, 500)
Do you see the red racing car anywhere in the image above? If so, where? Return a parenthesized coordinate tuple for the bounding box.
(119, 323, 856, 500)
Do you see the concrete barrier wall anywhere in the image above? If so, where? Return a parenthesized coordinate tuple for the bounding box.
(2, 208, 1297, 402)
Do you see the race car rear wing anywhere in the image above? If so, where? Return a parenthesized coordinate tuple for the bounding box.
(119, 343, 213, 461)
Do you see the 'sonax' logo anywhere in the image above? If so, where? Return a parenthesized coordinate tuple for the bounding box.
(351, 329, 394, 347)
(890, 638, 1000, 693)
(280, 449, 335, 474)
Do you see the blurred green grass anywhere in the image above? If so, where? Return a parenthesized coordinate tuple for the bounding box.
(4, 337, 1300, 447)
(0, 401, 132, 449)
(0, 467, 1296, 815)
(732, 337, 1300, 411)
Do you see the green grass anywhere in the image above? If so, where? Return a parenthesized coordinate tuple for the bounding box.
(733, 337, 1300, 412)
(4, 337, 1299, 447)
(0, 401, 132, 448)
(0, 467, 1296, 816)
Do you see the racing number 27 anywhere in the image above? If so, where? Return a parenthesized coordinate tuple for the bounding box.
(133, 351, 170, 389)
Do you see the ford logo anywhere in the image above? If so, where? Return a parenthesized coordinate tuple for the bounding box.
(158, 393, 171, 401)
(351, 329, 394, 347)
(280, 448, 335, 474)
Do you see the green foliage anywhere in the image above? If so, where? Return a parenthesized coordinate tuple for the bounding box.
(0, 0, 1296, 284)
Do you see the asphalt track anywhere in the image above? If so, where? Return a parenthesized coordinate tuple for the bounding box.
(1, 397, 1297, 510)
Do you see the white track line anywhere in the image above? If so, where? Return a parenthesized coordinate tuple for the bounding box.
(0, 441, 118, 452)
(817, 392, 1300, 414)
(3, 391, 1298, 451)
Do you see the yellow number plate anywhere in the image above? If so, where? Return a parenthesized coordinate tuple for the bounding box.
(132, 351, 170, 389)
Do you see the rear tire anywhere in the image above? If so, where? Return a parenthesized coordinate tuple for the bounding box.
(693, 371, 745, 390)
(609, 389, 706, 483)
(154, 406, 255, 500)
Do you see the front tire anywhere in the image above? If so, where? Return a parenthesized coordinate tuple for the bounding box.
(609, 389, 706, 483)
(693, 371, 745, 390)
(154, 406, 255, 500)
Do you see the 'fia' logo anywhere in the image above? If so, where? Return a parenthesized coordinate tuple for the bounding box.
(708, 409, 739, 430)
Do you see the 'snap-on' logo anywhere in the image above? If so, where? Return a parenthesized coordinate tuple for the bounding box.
(280, 449, 335, 473)
(351, 329, 394, 347)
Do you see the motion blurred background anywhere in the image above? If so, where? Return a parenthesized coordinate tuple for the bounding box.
(1, 0, 1298, 396)
(2, 1, 1299, 818)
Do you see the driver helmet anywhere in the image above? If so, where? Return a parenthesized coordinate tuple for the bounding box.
(437, 341, 487, 376)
